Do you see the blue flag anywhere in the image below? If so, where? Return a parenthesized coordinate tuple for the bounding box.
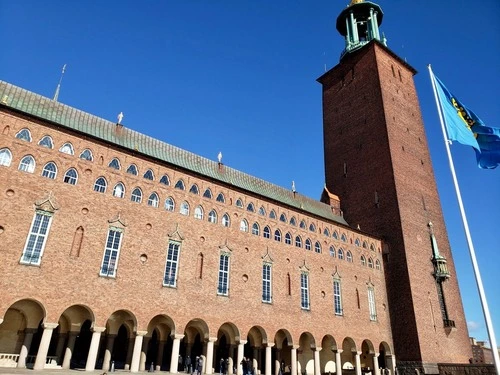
(433, 74, 500, 169)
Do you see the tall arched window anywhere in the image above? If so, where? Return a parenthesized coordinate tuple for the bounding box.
(208, 210, 217, 223)
(263, 226, 271, 239)
(252, 223, 260, 236)
(274, 229, 281, 242)
(41, 162, 57, 179)
(131, 187, 143, 203)
(0, 148, 13, 167)
(194, 206, 204, 220)
(63, 168, 78, 185)
(113, 183, 125, 198)
(94, 177, 107, 193)
(285, 232, 292, 245)
(240, 219, 248, 232)
(180, 201, 190, 215)
(361, 255, 366, 266)
(329, 246, 336, 257)
(148, 192, 159, 207)
(295, 236, 302, 248)
(338, 248, 344, 260)
(315, 241, 321, 253)
(19, 155, 35, 173)
(305, 239, 312, 250)
(346, 251, 353, 263)
(165, 197, 175, 211)
(222, 213, 230, 227)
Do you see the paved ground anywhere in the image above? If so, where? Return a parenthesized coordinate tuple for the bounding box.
(0, 369, 164, 375)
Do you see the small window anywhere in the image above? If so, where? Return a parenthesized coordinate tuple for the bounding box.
(143, 169, 154, 180)
(363, 241, 368, 249)
(361, 255, 366, 266)
(108, 158, 121, 170)
(63, 168, 78, 185)
(113, 183, 125, 198)
(300, 220, 306, 229)
(290, 217, 297, 226)
(240, 219, 248, 232)
(38, 135, 53, 149)
(235, 198, 243, 208)
(252, 223, 260, 236)
(15, 128, 32, 142)
(247, 203, 255, 212)
(159, 174, 170, 185)
(216, 193, 226, 203)
(180, 201, 190, 215)
(208, 210, 217, 223)
(19, 155, 35, 173)
(203, 188, 213, 199)
(263, 226, 271, 239)
(323, 228, 330, 237)
(222, 213, 230, 227)
(0, 148, 13, 167)
(338, 248, 344, 260)
(315, 241, 321, 254)
(279, 213, 287, 223)
(194, 206, 204, 220)
(309, 223, 316, 232)
(370, 243, 376, 252)
(375, 259, 381, 270)
(333, 231, 339, 240)
(79, 149, 93, 161)
(165, 197, 175, 211)
(274, 229, 281, 242)
(41, 162, 57, 179)
(127, 164, 138, 175)
(59, 142, 74, 155)
(131, 187, 143, 203)
(94, 177, 107, 193)
(269, 210, 276, 219)
(189, 184, 199, 194)
(175, 179, 185, 190)
(285, 232, 292, 245)
(305, 239, 312, 251)
(346, 251, 353, 263)
(341, 233, 347, 242)
(368, 258, 374, 268)
(258, 206, 266, 216)
(355, 238, 361, 247)
(329, 246, 336, 257)
(148, 192, 159, 208)
(295, 236, 302, 248)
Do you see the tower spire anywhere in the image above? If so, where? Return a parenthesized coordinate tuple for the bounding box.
(53, 64, 67, 102)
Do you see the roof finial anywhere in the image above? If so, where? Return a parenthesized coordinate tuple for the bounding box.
(117, 112, 124, 124)
(53, 64, 67, 102)
(292, 180, 296, 193)
(218, 151, 223, 164)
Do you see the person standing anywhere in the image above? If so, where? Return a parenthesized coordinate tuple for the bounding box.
(186, 356, 192, 373)
(220, 358, 226, 375)
(197, 356, 203, 375)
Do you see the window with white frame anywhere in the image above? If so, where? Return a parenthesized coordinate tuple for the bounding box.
(19, 155, 35, 173)
(94, 177, 107, 193)
(216, 193, 225, 203)
(305, 239, 312, 250)
(222, 213, 230, 227)
(131, 188, 142, 203)
(240, 219, 248, 232)
(108, 158, 121, 170)
(252, 223, 260, 236)
(263, 226, 270, 239)
(143, 169, 154, 180)
(63, 168, 78, 185)
(285, 232, 292, 245)
(16, 128, 32, 142)
(346, 251, 353, 262)
(217, 253, 230, 295)
(189, 184, 199, 194)
(262, 263, 272, 303)
(113, 183, 125, 198)
(368, 286, 377, 321)
(203, 188, 212, 199)
(295, 236, 302, 248)
(148, 192, 159, 207)
(300, 273, 310, 310)
(180, 201, 190, 215)
(315, 241, 321, 254)
(194, 206, 204, 220)
(329, 246, 336, 257)
(20, 211, 53, 265)
(338, 248, 344, 260)
(159, 174, 170, 185)
(208, 210, 217, 223)
(59, 142, 74, 155)
(333, 277, 343, 315)
(175, 179, 185, 190)
(38, 135, 53, 149)
(79, 149, 93, 161)
(127, 164, 138, 175)
(99, 228, 123, 277)
(163, 241, 181, 287)
(41, 162, 57, 179)
(274, 229, 281, 242)
(0, 148, 12, 167)
(165, 197, 175, 211)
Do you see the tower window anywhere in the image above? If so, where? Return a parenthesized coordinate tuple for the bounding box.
(262, 263, 272, 303)
(217, 253, 230, 296)
(20, 210, 54, 266)
(163, 241, 181, 287)
(300, 273, 310, 310)
(99, 228, 123, 278)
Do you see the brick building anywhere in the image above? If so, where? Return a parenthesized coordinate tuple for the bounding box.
(0, 1, 472, 374)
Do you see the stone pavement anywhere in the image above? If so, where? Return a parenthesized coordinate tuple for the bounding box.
(0, 369, 168, 375)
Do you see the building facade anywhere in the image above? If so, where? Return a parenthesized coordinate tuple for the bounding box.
(0, 1, 472, 374)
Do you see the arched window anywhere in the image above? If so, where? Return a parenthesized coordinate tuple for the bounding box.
(341, 233, 347, 242)
(363, 241, 368, 249)
(361, 255, 366, 266)
(59, 142, 74, 155)
(194, 206, 204, 220)
(208, 210, 217, 223)
(375, 259, 381, 270)
(315, 241, 321, 253)
(127, 164, 138, 175)
(329, 246, 336, 257)
(108, 158, 121, 170)
(113, 182, 125, 198)
(269, 210, 276, 219)
(252, 223, 260, 236)
(222, 213, 230, 227)
(216, 193, 225, 203)
(79, 149, 93, 161)
(333, 231, 339, 240)
(143, 169, 154, 180)
(165, 197, 175, 211)
(274, 229, 281, 242)
(38, 135, 53, 149)
(240, 219, 248, 232)
(285, 232, 292, 245)
(235, 198, 243, 208)
(263, 226, 271, 239)
(180, 201, 190, 215)
(131, 187, 143, 203)
(305, 239, 312, 250)
(370, 243, 376, 252)
(323, 228, 330, 237)
(279, 213, 287, 223)
(290, 217, 297, 226)
(368, 258, 374, 268)
(160, 174, 170, 185)
(338, 248, 344, 260)
(0, 148, 13, 167)
(15, 128, 32, 142)
(258, 206, 266, 216)
(346, 251, 353, 263)
(175, 179, 185, 190)
(295, 236, 302, 248)
(18, 155, 35, 173)
(247, 202, 255, 212)
(94, 177, 107, 193)
(300, 220, 306, 229)
(203, 188, 213, 199)
(41, 162, 57, 179)
(63, 168, 78, 185)
(309, 224, 316, 232)
(189, 184, 199, 194)
(355, 238, 361, 247)
(148, 192, 159, 207)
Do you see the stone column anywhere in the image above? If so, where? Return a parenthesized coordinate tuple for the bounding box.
(237, 340, 247, 375)
(372, 353, 380, 375)
(354, 352, 362, 375)
(140, 336, 151, 371)
(170, 334, 185, 374)
(125, 337, 135, 370)
(386, 355, 396, 375)
(156, 340, 166, 371)
(102, 334, 116, 371)
(85, 326, 105, 371)
(33, 322, 58, 370)
(130, 331, 147, 373)
(314, 347, 322, 375)
(291, 346, 299, 375)
(62, 331, 78, 369)
(274, 348, 281, 375)
(228, 345, 235, 375)
(54, 332, 67, 365)
(206, 337, 217, 374)
(17, 328, 36, 368)
(252, 347, 259, 374)
(335, 350, 343, 375)
(265, 343, 274, 375)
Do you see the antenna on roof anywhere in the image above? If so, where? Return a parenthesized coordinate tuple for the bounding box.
(53, 64, 67, 102)
(218, 151, 223, 164)
(117, 112, 124, 124)
(292, 180, 296, 193)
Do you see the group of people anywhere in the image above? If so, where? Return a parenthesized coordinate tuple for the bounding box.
(181, 355, 203, 375)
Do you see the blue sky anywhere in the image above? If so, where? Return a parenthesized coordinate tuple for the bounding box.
(1, 1, 499, 347)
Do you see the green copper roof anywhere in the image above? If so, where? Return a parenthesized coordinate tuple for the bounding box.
(0, 80, 348, 226)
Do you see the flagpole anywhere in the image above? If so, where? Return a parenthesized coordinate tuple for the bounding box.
(428, 64, 500, 372)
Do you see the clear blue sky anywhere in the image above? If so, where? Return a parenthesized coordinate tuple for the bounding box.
(1, 1, 499, 347)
